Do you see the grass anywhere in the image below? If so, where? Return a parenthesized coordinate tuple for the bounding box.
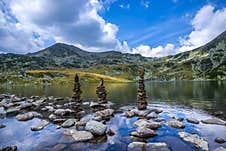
(26, 69, 133, 83)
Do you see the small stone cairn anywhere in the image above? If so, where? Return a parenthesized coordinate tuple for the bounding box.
(137, 69, 147, 110)
(96, 78, 107, 103)
(72, 73, 82, 103)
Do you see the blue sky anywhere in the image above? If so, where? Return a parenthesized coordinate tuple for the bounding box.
(0, 0, 226, 57)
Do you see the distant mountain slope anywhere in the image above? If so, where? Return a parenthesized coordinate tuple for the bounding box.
(0, 31, 225, 81)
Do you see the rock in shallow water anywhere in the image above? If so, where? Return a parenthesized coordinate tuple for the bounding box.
(131, 126, 157, 138)
(31, 120, 49, 131)
(134, 119, 161, 130)
(215, 137, 225, 144)
(178, 132, 209, 151)
(64, 129, 93, 142)
(128, 142, 169, 151)
(186, 117, 199, 124)
(166, 119, 185, 128)
(16, 112, 42, 121)
(201, 118, 226, 125)
(61, 119, 77, 128)
(85, 120, 107, 135)
(95, 109, 114, 119)
(54, 109, 74, 116)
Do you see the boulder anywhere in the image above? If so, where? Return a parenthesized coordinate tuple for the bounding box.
(64, 129, 93, 142)
(134, 119, 161, 130)
(201, 118, 226, 125)
(61, 119, 77, 128)
(186, 118, 199, 124)
(128, 142, 145, 151)
(95, 109, 114, 118)
(214, 137, 225, 144)
(85, 120, 107, 135)
(213, 147, 226, 151)
(146, 142, 170, 151)
(16, 102, 33, 110)
(131, 126, 157, 138)
(48, 114, 57, 120)
(16, 112, 42, 121)
(178, 132, 209, 151)
(166, 119, 185, 128)
(31, 120, 49, 131)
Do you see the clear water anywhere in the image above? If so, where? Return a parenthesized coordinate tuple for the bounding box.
(0, 81, 226, 151)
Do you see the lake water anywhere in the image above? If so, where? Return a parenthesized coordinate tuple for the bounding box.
(1, 81, 226, 116)
(0, 81, 226, 151)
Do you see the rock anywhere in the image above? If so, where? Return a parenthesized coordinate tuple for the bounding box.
(16, 112, 42, 121)
(53, 119, 66, 123)
(92, 115, 102, 122)
(137, 69, 147, 110)
(107, 128, 115, 136)
(201, 118, 226, 125)
(215, 137, 225, 144)
(131, 126, 157, 138)
(186, 118, 199, 124)
(0, 145, 17, 151)
(146, 142, 170, 151)
(134, 119, 161, 130)
(214, 111, 224, 116)
(48, 114, 57, 120)
(96, 78, 107, 103)
(16, 102, 33, 110)
(31, 120, 49, 131)
(213, 147, 226, 151)
(6, 108, 19, 116)
(178, 132, 209, 151)
(64, 129, 93, 142)
(0, 123, 6, 129)
(133, 109, 151, 117)
(151, 108, 163, 114)
(166, 119, 185, 128)
(95, 109, 114, 119)
(44, 106, 55, 112)
(128, 142, 145, 151)
(85, 120, 107, 135)
(146, 112, 158, 119)
(61, 119, 77, 128)
(54, 109, 74, 116)
(125, 111, 135, 118)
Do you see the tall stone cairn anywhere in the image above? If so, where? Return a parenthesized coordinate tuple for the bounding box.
(96, 78, 107, 103)
(137, 69, 147, 110)
(72, 73, 82, 103)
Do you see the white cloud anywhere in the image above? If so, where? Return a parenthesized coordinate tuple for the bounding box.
(0, 0, 121, 53)
(131, 43, 176, 57)
(179, 5, 226, 52)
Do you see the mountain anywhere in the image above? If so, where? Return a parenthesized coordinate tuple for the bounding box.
(0, 30, 225, 81)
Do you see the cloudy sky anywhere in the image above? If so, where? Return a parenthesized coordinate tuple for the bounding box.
(0, 0, 226, 57)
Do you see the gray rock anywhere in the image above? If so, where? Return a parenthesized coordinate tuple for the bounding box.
(92, 115, 102, 122)
(186, 118, 199, 124)
(95, 109, 114, 119)
(215, 137, 225, 144)
(16, 112, 42, 121)
(128, 142, 145, 151)
(146, 112, 158, 119)
(64, 129, 93, 142)
(45, 106, 55, 112)
(17, 102, 33, 110)
(132, 109, 151, 117)
(213, 147, 226, 151)
(125, 111, 135, 118)
(166, 119, 185, 128)
(0, 123, 6, 129)
(178, 132, 209, 151)
(31, 120, 49, 131)
(6, 108, 19, 115)
(54, 109, 74, 116)
(85, 120, 107, 135)
(146, 142, 170, 151)
(61, 119, 77, 128)
(131, 126, 157, 138)
(134, 119, 161, 130)
(201, 118, 226, 125)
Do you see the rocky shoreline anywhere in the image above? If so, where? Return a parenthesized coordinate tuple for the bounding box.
(0, 93, 226, 151)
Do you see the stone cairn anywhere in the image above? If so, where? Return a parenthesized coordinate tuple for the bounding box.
(72, 73, 82, 103)
(96, 78, 107, 103)
(137, 69, 147, 110)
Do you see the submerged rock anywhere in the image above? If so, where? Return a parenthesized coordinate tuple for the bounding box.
(85, 120, 107, 135)
(213, 147, 226, 151)
(31, 120, 49, 131)
(178, 132, 209, 151)
(0, 145, 17, 151)
(201, 118, 226, 125)
(16, 112, 42, 121)
(131, 126, 157, 138)
(61, 119, 77, 128)
(64, 129, 93, 142)
(215, 137, 225, 144)
(186, 118, 199, 124)
(166, 119, 185, 128)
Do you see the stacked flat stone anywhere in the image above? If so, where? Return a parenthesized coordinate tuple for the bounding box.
(72, 74, 82, 103)
(96, 78, 107, 103)
(137, 69, 147, 110)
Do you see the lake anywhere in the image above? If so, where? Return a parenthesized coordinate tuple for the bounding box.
(0, 81, 226, 151)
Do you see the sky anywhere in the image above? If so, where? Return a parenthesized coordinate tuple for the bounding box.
(0, 0, 226, 57)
